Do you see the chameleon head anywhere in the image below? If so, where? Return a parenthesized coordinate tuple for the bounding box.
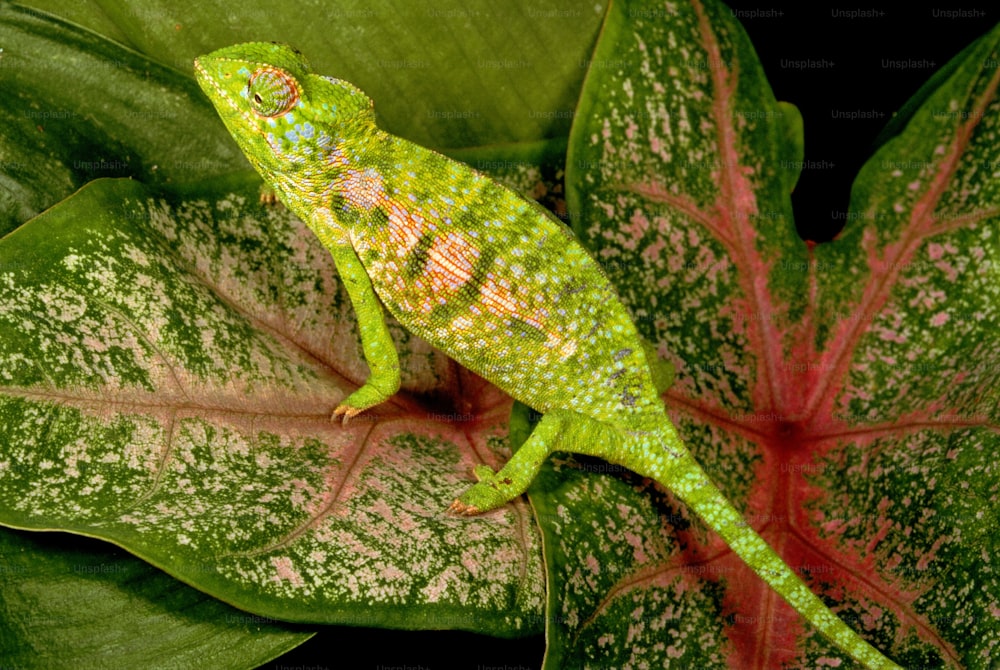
(194, 42, 375, 201)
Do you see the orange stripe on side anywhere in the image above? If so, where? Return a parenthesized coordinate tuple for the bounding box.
(478, 275, 566, 353)
(425, 233, 478, 291)
(387, 201, 425, 256)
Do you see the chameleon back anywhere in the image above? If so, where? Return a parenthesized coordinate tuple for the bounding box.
(192, 42, 665, 426)
(341, 135, 663, 425)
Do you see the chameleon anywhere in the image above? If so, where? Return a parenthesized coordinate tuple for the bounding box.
(194, 42, 900, 669)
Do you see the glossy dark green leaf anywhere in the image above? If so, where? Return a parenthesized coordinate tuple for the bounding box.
(0, 527, 311, 669)
(0, 3, 246, 235)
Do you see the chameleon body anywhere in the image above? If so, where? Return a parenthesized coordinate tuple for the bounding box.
(195, 43, 899, 669)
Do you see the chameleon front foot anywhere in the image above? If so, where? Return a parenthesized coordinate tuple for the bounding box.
(331, 403, 364, 423)
(331, 379, 398, 423)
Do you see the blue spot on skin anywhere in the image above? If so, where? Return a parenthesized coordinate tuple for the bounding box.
(285, 129, 299, 142)
(299, 122, 315, 139)
(267, 119, 277, 128)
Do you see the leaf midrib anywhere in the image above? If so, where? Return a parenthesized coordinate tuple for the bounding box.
(802, 55, 1000, 429)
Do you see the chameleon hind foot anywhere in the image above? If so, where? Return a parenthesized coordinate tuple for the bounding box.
(449, 465, 516, 515)
(449, 412, 565, 515)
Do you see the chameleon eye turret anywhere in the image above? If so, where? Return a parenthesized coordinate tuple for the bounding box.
(247, 68, 300, 117)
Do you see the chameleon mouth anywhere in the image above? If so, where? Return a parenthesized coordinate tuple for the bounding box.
(191, 57, 213, 94)
(193, 58, 235, 108)
(193, 57, 263, 134)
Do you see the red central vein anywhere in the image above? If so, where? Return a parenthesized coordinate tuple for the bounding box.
(804, 61, 1000, 424)
(693, 0, 780, 417)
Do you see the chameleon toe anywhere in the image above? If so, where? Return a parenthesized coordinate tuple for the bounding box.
(447, 499, 479, 516)
(331, 404, 363, 424)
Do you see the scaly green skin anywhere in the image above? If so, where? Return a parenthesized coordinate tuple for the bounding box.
(195, 42, 900, 669)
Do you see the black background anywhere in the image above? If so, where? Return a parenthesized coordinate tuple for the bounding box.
(257, 3, 994, 669)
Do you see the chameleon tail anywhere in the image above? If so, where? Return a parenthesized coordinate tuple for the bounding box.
(640, 425, 900, 670)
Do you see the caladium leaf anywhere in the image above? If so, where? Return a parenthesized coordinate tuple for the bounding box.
(558, 0, 999, 667)
(0, 176, 546, 634)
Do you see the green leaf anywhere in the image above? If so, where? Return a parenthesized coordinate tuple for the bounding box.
(0, 3, 248, 236)
(0, 176, 545, 635)
(559, 0, 1000, 667)
(13, 0, 604, 147)
(0, 527, 311, 668)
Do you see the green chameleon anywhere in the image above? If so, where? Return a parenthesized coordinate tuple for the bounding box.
(195, 42, 900, 669)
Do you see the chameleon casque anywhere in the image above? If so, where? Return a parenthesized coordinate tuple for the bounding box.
(195, 42, 899, 669)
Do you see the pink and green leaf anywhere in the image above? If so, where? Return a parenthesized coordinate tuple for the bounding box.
(559, 0, 999, 667)
(0, 175, 545, 634)
(1, 0, 998, 668)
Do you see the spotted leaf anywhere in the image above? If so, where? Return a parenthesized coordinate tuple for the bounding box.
(0, 177, 546, 635)
(555, 0, 1000, 667)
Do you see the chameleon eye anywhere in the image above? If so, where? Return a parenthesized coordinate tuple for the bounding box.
(247, 67, 299, 117)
